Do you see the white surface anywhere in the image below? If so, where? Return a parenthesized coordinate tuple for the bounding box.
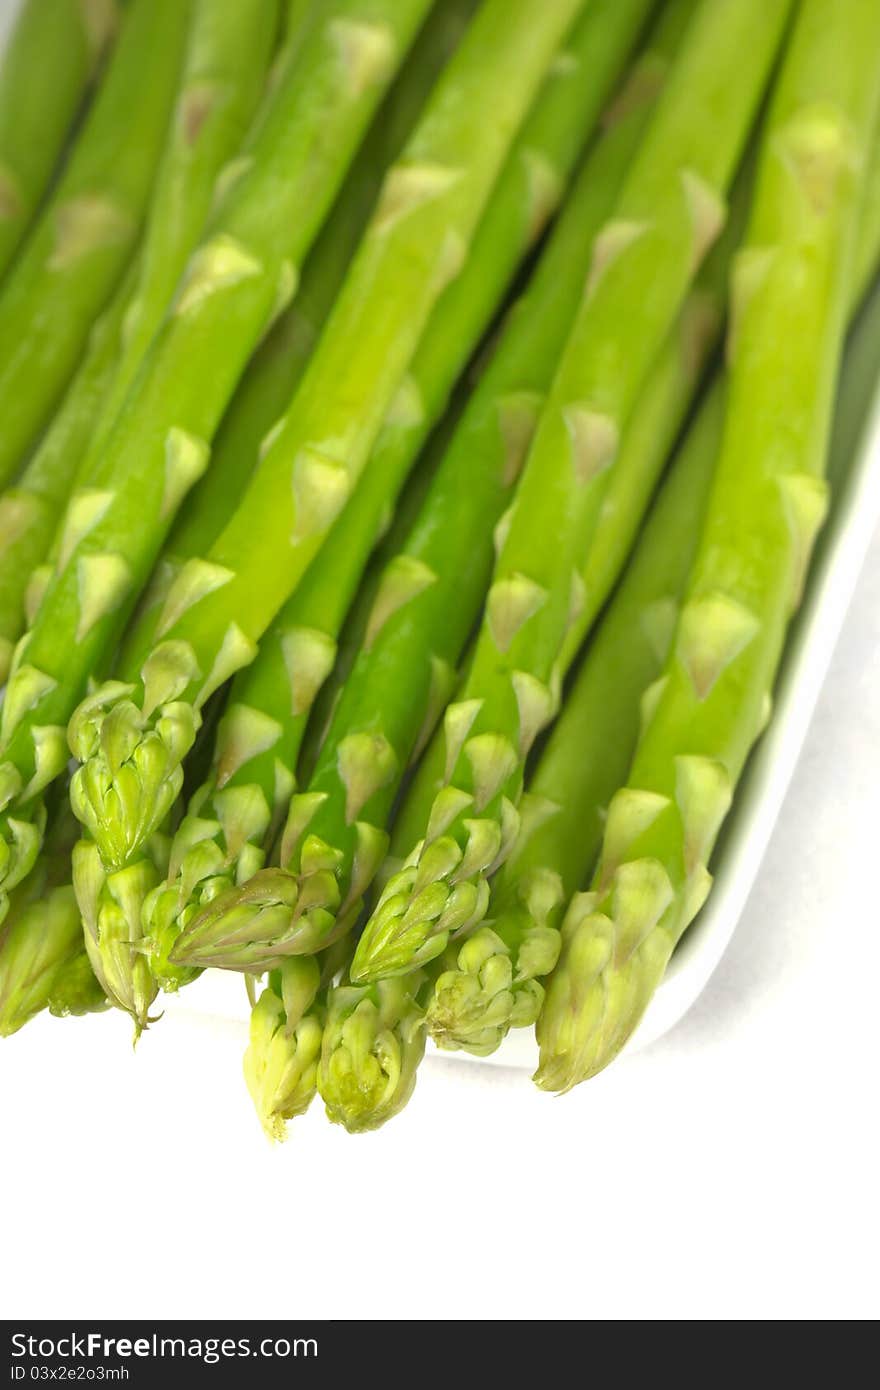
(1, 523, 877, 1322)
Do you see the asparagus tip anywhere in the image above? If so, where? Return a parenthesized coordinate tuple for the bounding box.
(244, 961, 323, 1141)
(170, 868, 340, 972)
(317, 979, 426, 1133)
(0, 884, 85, 1037)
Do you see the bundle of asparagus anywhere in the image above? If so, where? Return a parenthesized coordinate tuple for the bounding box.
(0, 0, 878, 1141)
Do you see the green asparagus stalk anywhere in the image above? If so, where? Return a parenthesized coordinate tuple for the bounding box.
(245, 939, 353, 1141)
(0, 261, 137, 685)
(0, 802, 105, 1037)
(71, 0, 479, 1031)
(281, 0, 320, 48)
(141, 419, 459, 991)
(253, 0, 323, 129)
(352, 0, 793, 985)
(245, 957, 325, 1142)
(79, 0, 281, 471)
(149, 0, 479, 605)
(118, 1, 479, 675)
(317, 972, 429, 1133)
(64, 0, 588, 883)
(42, 21, 459, 1040)
(383, 294, 734, 1049)
(297, 0, 675, 790)
(45, 952, 107, 1021)
(853, 122, 880, 304)
(435, 125, 880, 1059)
(429, 385, 727, 1056)
(0, 883, 88, 1038)
(157, 401, 477, 982)
(0, 0, 193, 487)
(0, 0, 435, 914)
(170, 0, 706, 976)
(15, 0, 283, 647)
(0, 0, 120, 281)
(0, 0, 280, 664)
(342, 0, 657, 517)
(390, 123, 880, 890)
(536, 0, 880, 1093)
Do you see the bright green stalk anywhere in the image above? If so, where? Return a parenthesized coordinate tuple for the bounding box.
(0, 0, 193, 487)
(64, 0, 588, 881)
(45, 952, 107, 1021)
(469, 126, 880, 1059)
(347, 0, 658, 515)
(420, 145, 880, 1057)
(170, 0, 705, 978)
(73, 0, 478, 1031)
(143, 0, 479, 606)
(393, 169, 749, 986)
(430, 385, 727, 1056)
(254, 0, 323, 127)
(0, 0, 279, 660)
(536, 0, 880, 1093)
(0, 803, 105, 1037)
(81, 0, 280, 468)
(353, 0, 792, 985)
(0, 883, 87, 1038)
(283, 0, 319, 44)
(0, 0, 435, 914)
(143, 415, 463, 988)
(853, 123, 880, 304)
(73, 0, 664, 995)
(317, 972, 429, 1133)
(0, 0, 121, 282)
(0, 261, 137, 685)
(296, 0, 678, 788)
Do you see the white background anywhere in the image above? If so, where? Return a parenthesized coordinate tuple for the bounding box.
(0, 521, 876, 1323)
(0, 0, 878, 1323)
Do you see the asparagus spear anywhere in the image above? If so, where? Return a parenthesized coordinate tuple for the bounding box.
(853, 124, 880, 304)
(45, 951, 107, 1022)
(430, 385, 728, 1056)
(385, 252, 737, 1049)
(536, 0, 880, 1093)
(0, 802, 105, 1037)
(65, 0, 588, 882)
(246, 940, 353, 1142)
(170, 0, 706, 976)
(438, 126, 880, 1058)
(346, 0, 657, 511)
(0, 0, 194, 487)
(317, 973, 430, 1133)
(105, 1, 481, 682)
(395, 135, 880, 1068)
(0, 0, 120, 281)
(0, 0, 282, 677)
(79, 0, 281, 471)
(352, 0, 793, 985)
(0, 262, 137, 685)
(31, 1, 467, 1035)
(391, 121, 880, 890)
(0, 0, 435, 914)
(72, 0, 479, 1029)
(297, 0, 674, 788)
(245, 958, 325, 1142)
(0, 883, 87, 1039)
